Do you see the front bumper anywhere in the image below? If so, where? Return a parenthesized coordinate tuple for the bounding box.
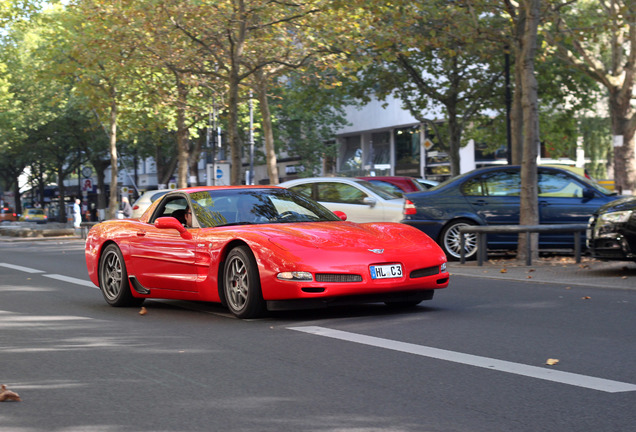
(589, 234, 635, 261)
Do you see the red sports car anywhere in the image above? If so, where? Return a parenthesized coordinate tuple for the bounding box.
(85, 186, 449, 318)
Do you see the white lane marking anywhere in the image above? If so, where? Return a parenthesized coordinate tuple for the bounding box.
(44, 274, 97, 289)
(1, 262, 96, 288)
(289, 326, 636, 394)
(0, 263, 45, 273)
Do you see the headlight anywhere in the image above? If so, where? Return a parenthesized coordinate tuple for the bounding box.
(277, 271, 313, 281)
(440, 262, 447, 273)
(598, 210, 633, 225)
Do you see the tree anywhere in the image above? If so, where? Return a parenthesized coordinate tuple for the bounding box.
(517, 0, 542, 261)
(162, 0, 329, 185)
(45, 1, 141, 218)
(545, 0, 636, 193)
(347, 1, 507, 177)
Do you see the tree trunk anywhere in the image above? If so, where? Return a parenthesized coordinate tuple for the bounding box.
(228, 72, 243, 185)
(57, 168, 67, 223)
(254, 70, 279, 184)
(510, 6, 526, 165)
(175, 77, 190, 188)
(188, 133, 205, 186)
(517, 0, 540, 263)
(447, 108, 461, 177)
(107, 96, 119, 220)
(609, 88, 636, 194)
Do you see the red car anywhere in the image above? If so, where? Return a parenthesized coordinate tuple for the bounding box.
(0, 207, 18, 222)
(85, 186, 449, 318)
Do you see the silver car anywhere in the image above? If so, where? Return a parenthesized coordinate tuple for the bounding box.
(131, 189, 172, 218)
(278, 177, 404, 223)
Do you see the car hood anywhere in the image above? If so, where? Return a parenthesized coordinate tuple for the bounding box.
(596, 196, 636, 214)
(242, 221, 438, 253)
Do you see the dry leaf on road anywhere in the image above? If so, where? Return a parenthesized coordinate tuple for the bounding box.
(546, 358, 560, 366)
(0, 385, 22, 402)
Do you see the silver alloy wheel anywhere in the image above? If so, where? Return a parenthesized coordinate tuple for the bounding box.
(226, 255, 249, 311)
(101, 248, 123, 301)
(442, 221, 478, 260)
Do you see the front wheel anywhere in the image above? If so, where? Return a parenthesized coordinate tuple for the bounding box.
(98, 244, 144, 307)
(440, 220, 478, 261)
(223, 246, 265, 319)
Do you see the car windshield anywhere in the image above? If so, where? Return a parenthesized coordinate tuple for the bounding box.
(187, 188, 342, 228)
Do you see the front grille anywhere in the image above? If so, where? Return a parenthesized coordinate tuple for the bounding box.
(410, 266, 440, 278)
(315, 273, 363, 283)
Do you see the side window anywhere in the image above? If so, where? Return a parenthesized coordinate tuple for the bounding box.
(368, 180, 403, 197)
(483, 170, 520, 196)
(461, 178, 484, 196)
(317, 183, 366, 204)
(289, 184, 313, 199)
(539, 172, 585, 197)
(151, 196, 188, 222)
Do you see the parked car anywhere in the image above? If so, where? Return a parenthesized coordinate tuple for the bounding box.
(19, 208, 47, 223)
(85, 186, 449, 318)
(402, 165, 622, 260)
(278, 177, 405, 222)
(0, 207, 18, 223)
(587, 196, 636, 262)
(131, 189, 172, 218)
(356, 176, 426, 197)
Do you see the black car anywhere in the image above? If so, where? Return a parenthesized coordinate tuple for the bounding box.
(402, 165, 620, 260)
(587, 196, 636, 262)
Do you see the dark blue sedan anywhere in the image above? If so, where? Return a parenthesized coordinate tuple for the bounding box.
(401, 166, 620, 260)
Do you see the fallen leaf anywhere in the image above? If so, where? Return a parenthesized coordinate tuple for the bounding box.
(0, 385, 21, 402)
(546, 358, 559, 366)
(565, 286, 572, 290)
(527, 275, 532, 279)
(582, 296, 591, 300)
(500, 268, 507, 273)
(528, 268, 536, 273)
(139, 307, 147, 316)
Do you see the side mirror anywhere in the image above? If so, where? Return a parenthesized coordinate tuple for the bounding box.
(155, 217, 192, 239)
(333, 211, 347, 221)
(362, 197, 377, 207)
(582, 189, 595, 200)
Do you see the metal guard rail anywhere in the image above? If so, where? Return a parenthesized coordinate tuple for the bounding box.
(458, 224, 588, 266)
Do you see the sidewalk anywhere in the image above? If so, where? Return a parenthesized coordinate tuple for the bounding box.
(447, 255, 636, 290)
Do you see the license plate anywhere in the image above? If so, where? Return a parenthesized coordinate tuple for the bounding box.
(370, 264, 403, 279)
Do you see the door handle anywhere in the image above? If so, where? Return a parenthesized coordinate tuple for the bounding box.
(136, 230, 146, 237)
(471, 200, 488, 206)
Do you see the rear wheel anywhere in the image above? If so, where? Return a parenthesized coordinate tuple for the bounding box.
(98, 244, 144, 307)
(223, 246, 265, 319)
(440, 220, 478, 261)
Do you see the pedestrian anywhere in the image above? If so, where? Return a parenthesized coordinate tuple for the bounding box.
(121, 196, 133, 218)
(73, 198, 82, 228)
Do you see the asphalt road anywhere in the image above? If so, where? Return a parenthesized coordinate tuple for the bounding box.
(1, 239, 635, 432)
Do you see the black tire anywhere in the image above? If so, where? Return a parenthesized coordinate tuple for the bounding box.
(440, 220, 478, 261)
(223, 246, 265, 319)
(98, 244, 144, 307)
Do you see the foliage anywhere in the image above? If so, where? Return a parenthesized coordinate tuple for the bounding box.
(271, 70, 351, 176)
